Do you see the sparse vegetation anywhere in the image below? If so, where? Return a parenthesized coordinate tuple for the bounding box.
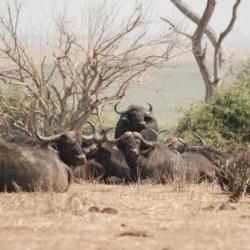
(221, 150, 250, 202)
(0, 183, 249, 250)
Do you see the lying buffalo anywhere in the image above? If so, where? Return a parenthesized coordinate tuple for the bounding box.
(105, 131, 216, 183)
(8, 122, 97, 168)
(185, 145, 250, 191)
(76, 128, 131, 183)
(0, 140, 72, 192)
(114, 103, 158, 139)
(165, 134, 220, 182)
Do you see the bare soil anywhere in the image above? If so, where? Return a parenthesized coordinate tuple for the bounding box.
(0, 182, 249, 250)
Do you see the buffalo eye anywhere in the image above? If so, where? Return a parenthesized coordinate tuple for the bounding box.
(135, 139, 140, 145)
(144, 116, 153, 122)
(100, 149, 111, 159)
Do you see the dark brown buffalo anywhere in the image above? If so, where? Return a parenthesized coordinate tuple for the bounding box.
(140, 129, 158, 142)
(0, 140, 72, 192)
(165, 135, 221, 182)
(8, 122, 98, 168)
(166, 134, 205, 153)
(35, 127, 89, 167)
(76, 137, 131, 183)
(105, 131, 184, 183)
(73, 159, 105, 181)
(106, 131, 220, 183)
(186, 146, 250, 192)
(181, 152, 220, 182)
(114, 103, 158, 139)
(73, 127, 131, 183)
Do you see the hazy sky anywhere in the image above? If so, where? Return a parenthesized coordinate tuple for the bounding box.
(1, 0, 250, 41)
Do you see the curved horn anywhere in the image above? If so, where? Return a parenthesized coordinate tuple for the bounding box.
(148, 129, 158, 138)
(35, 123, 63, 142)
(81, 121, 97, 141)
(114, 102, 123, 115)
(147, 103, 153, 113)
(98, 127, 114, 143)
(86, 121, 96, 134)
(193, 133, 205, 146)
(166, 137, 178, 147)
(133, 132, 156, 148)
(177, 138, 188, 146)
(104, 130, 130, 145)
(157, 129, 168, 136)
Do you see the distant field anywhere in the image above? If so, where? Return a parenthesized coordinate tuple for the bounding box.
(114, 44, 250, 128)
(1, 44, 249, 128)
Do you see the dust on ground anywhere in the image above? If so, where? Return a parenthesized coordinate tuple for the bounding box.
(0, 182, 249, 250)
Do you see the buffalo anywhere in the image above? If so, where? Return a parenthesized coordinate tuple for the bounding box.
(105, 131, 220, 184)
(105, 131, 185, 183)
(35, 125, 91, 167)
(165, 135, 220, 182)
(76, 128, 131, 183)
(183, 144, 250, 191)
(181, 152, 220, 182)
(114, 103, 158, 139)
(0, 140, 72, 192)
(8, 122, 98, 168)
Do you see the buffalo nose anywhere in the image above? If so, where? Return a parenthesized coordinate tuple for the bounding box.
(139, 121, 146, 125)
(130, 148, 139, 155)
(76, 154, 86, 161)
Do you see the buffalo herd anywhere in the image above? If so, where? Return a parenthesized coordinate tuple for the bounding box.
(0, 103, 249, 192)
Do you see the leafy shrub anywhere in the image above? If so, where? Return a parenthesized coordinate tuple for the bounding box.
(175, 62, 250, 150)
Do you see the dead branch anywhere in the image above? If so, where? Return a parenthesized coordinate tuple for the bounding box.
(167, 0, 242, 101)
(0, 0, 178, 136)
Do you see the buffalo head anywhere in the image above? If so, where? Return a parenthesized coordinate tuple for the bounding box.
(35, 123, 97, 167)
(166, 133, 205, 153)
(114, 103, 158, 138)
(104, 131, 155, 161)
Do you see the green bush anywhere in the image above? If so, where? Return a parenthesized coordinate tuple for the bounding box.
(175, 62, 250, 150)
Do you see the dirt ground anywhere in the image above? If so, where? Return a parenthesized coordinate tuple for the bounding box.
(0, 182, 249, 250)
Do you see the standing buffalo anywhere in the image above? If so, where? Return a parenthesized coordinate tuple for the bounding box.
(0, 140, 72, 192)
(114, 103, 158, 139)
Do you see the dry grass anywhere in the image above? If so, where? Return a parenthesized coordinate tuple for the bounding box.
(0, 183, 250, 250)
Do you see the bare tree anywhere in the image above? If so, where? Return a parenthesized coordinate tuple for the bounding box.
(0, 0, 178, 137)
(162, 0, 242, 101)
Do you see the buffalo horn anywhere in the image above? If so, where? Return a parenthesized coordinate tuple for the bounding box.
(104, 130, 131, 145)
(81, 121, 97, 141)
(177, 138, 188, 146)
(157, 129, 168, 136)
(147, 103, 153, 113)
(114, 102, 123, 115)
(36, 123, 63, 142)
(193, 133, 205, 146)
(133, 132, 156, 148)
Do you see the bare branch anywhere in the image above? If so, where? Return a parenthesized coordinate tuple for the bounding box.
(167, 0, 242, 101)
(214, 0, 241, 82)
(0, 0, 178, 135)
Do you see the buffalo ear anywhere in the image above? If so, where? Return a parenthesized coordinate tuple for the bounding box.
(121, 114, 129, 121)
(141, 148, 153, 157)
(116, 140, 124, 150)
(100, 149, 111, 159)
